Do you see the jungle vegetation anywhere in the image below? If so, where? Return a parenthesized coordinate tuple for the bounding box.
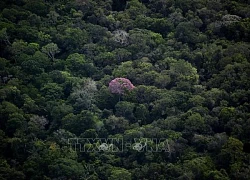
(1, 0, 250, 179)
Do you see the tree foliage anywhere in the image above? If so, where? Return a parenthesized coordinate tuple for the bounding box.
(0, 0, 250, 179)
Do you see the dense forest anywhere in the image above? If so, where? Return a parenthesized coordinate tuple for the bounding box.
(1, 0, 250, 179)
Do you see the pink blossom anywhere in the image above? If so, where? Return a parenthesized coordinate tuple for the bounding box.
(109, 78, 135, 95)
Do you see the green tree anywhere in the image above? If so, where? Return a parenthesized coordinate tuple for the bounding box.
(184, 112, 205, 134)
(0, 28, 11, 45)
(184, 156, 215, 180)
(6, 113, 26, 136)
(218, 137, 244, 170)
(41, 83, 63, 100)
(48, 158, 86, 180)
(0, 101, 21, 129)
(169, 59, 199, 86)
(112, 48, 132, 63)
(115, 101, 135, 121)
(59, 27, 88, 52)
(108, 168, 132, 180)
(104, 115, 129, 134)
(134, 104, 149, 124)
(62, 110, 98, 136)
(175, 21, 206, 45)
(0, 159, 25, 179)
(65, 53, 86, 75)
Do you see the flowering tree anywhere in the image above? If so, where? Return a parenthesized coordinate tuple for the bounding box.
(109, 78, 135, 95)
